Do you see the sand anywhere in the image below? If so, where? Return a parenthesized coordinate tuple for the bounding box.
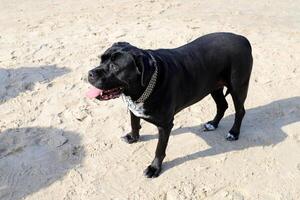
(0, 0, 300, 199)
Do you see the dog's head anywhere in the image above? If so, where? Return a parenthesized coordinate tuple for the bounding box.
(87, 42, 154, 100)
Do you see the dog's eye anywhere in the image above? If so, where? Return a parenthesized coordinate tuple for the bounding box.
(110, 63, 118, 70)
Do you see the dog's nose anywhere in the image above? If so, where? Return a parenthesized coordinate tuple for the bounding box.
(88, 70, 96, 81)
(88, 70, 94, 77)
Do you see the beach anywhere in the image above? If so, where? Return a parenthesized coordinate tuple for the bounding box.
(0, 0, 300, 199)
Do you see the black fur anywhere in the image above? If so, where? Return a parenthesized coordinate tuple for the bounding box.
(88, 32, 253, 178)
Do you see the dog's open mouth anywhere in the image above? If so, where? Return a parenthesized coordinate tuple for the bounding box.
(86, 86, 123, 100)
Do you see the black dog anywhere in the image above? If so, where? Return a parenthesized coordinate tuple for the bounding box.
(88, 32, 253, 178)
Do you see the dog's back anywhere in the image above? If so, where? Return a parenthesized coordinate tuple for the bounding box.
(152, 32, 252, 113)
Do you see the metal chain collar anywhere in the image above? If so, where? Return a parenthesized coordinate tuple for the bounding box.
(135, 53, 158, 103)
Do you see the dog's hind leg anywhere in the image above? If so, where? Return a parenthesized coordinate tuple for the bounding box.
(204, 87, 228, 131)
(226, 70, 251, 141)
(226, 55, 252, 141)
(122, 111, 141, 143)
(226, 85, 248, 141)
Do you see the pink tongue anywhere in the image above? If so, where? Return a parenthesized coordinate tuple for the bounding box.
(86, 87, 102, 99)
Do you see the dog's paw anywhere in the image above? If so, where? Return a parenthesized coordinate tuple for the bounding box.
(121, 134, 139, 144)
(203, 121, 217, 131)
(226, 132, 239, 141)
(143, 165, 161, 178)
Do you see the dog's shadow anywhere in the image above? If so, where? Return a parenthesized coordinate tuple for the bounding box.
(0, 65, 70, 103)
(141, 97, 300, 173)
(0, 127, 84, 200)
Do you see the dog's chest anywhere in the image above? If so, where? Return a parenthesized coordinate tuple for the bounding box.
(122, 95, 149, 118)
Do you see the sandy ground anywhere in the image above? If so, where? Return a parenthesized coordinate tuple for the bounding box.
(0, 0, 300, 199)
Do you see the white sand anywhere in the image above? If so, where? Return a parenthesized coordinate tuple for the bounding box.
(0, 0, 300, 199)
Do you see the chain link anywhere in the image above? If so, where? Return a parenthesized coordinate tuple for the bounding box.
(135, 53, 158, 103)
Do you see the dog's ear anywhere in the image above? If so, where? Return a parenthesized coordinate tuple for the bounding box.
(132, 54, 151, 87)
(112, 43, 151, 87)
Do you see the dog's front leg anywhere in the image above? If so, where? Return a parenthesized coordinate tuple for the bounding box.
(144, 123, 173, 178)
(122, 111, 141, 144)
